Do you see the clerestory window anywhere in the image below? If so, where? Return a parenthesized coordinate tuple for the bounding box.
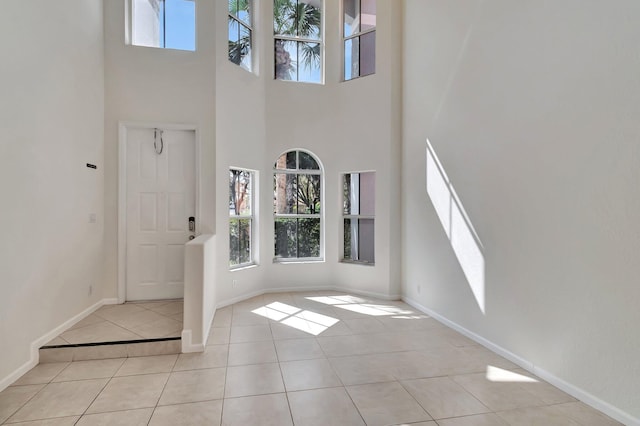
(273, 150, 323, 261)
(274, 0, 323, 83)
(343, 0, 376, 80)
(130, 0, 196, 51)
(228, 0, 253, 72)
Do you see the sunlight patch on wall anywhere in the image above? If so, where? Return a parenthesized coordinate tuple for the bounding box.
(426, 139, 486, 314)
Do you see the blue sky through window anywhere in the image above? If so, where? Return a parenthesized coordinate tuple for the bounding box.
(164, 0, 195, 51)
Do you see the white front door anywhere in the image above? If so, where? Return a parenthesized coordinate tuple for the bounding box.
(126, 128, 196, 301)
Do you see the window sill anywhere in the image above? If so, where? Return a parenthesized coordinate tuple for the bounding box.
(230, 263, 258, 272)
(340, 260, 375, 266)
(273, 258, 325, 265)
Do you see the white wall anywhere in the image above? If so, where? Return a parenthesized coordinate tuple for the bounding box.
(402, 0, 640, 421)
(103, 0, 216, 299)
(215, 0, 403, 303)
(0, 0, 105, 385)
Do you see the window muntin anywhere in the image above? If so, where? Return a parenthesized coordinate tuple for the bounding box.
(274, 0, 323, 83)
(131, 0, 196, 51)
(274, 151, 323, 260)
(228, 0, 253, 71)
(343, 172, 375, 264)
(343, 0, 376, 80)
(230, 169, 255, 268)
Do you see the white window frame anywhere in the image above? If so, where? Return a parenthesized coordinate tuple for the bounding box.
(273, 150, 324, 262)
(127, 0, 197, 51)
(273, 0, 325, 84)
(229, 168, 256, 269)
(342, 171, 375, 264)
(342, 0, 376, 81)
(228, 0, 254, 72)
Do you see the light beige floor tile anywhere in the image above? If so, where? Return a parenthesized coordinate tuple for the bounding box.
(270, 322, 320, 340)
(13, 363, 69, 386)
(417, 345, 485, 376)
(436, 413, 509, 426)
(72, 344, 128, 361)
(231, 311, 269, 326)
(315, 321, 354, 337)
(107, 309, 169, 330)
(0, 384, 45, 423)
(76, 408, 153, 426)
(452, 372, 545, 411)
(221, 393, 292, 426)
(224, 363, 284, 398)
(38, 349, 73, 364)
(85, 373, 168, 414)
(115, 355, 178, 376)
(60, 322, 142, 344)
(173, 345, 228, 371)
(128, 301, 171, 310)
(288, 387, 365, 426)
(6, 416, 80, 425)
(280, 359, 341, 392)
(346, 381, 432, 426)
(212, 308, 232, 328)
(149, 400, 222, 426)
(546, 402, 623, 426)
(128, 317, 182, 339)
(343, 318, 387, 334)
(8, 379, 108, 423)
(328, 354, 396, 386)
(93, 305, 147, 322)
(67, 314, 106, 331)
(457, 345, 519, 371)
(274, 338, 325, 361)
(508, 369, 576, 405)
(228, 341, 277, 366)
(401, 377, 490, 419)
(229, 325, 272, 343)
(52, 359, 125, 382)
(377, 316, 442, 331)
(146, 301, 183, 316)
(208, 327, 231, 345)
(126, 340, 181, 357)
(316, 335, 378, 357)
(159, 368, 225, 406)
(380, 351, 442, 380)
(497, 405, 582, 425)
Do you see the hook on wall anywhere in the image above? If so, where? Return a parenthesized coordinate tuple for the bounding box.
(153, 128, 164, 155)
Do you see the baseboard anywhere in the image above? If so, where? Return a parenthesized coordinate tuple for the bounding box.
(181, 329, 204, 353)
(403, 296, 640, 426)
(0, 297, 119, 392)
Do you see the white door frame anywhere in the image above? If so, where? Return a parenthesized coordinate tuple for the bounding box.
(118, 121, 201, 304)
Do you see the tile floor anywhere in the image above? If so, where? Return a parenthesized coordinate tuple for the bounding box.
(44, 301, 184, 346)
(1, 291, 622, 425)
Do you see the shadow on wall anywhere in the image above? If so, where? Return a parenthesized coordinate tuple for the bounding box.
(426, 139, 486, 314)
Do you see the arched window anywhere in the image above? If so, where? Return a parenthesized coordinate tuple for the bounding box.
(273, 150, 323, 260)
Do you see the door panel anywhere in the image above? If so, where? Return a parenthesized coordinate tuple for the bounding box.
(126, 128, 196, 301)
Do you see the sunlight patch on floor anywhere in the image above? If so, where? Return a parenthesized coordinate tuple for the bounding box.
(252, 302, 339, 336)
(486, 366, 538, 383)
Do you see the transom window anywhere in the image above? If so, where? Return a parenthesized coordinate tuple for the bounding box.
(228, 0, 253, 71)
(229, 169, 255, 268)
(130, 0, 196, 51)
(274, 0, 323, 83)
(273, 150, 323, 260)
(343, 0, 376, 80)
